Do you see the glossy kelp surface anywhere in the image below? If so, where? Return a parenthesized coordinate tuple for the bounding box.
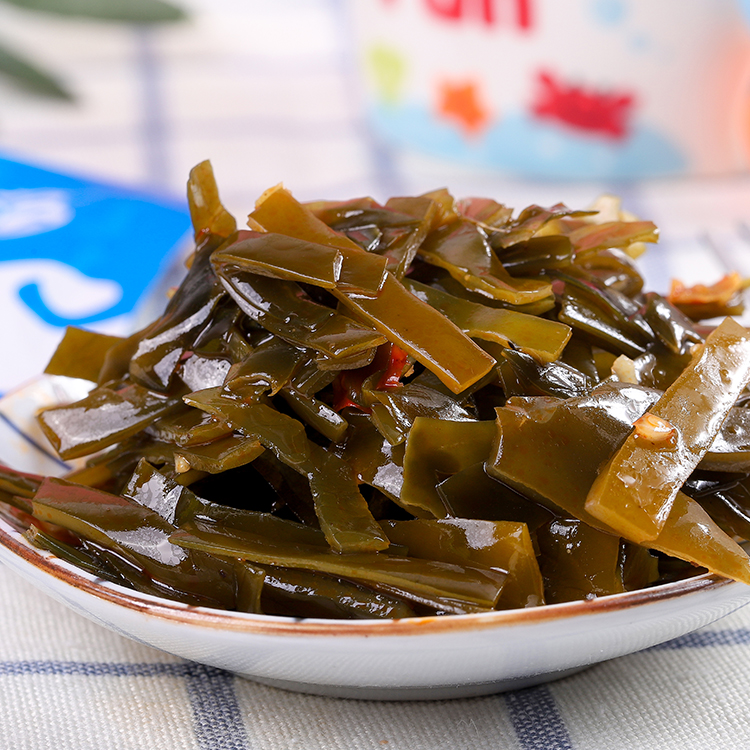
(7, 160, 750, 620)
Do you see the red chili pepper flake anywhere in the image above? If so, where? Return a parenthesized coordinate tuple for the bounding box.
(376, 344, 408, 390)
(332, 370, 371, 413)
(332, 343, 408, 412)
(668, 271, 744, 307)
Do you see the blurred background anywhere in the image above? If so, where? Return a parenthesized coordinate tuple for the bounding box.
(2, 0, 750, 392)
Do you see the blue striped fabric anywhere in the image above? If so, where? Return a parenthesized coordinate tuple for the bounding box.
(3, 617, 750, 750)
(0, 661, 250, 749)
(650, 627, 750, 650)
(184, 667, 249, 750)
(506, 686, 574, 750)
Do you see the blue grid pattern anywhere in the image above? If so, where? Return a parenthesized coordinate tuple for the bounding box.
(3, 622, 750, 750)
(0, 661, 248, 749)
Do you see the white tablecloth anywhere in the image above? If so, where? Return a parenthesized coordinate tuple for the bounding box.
(3, 1, 750, 748)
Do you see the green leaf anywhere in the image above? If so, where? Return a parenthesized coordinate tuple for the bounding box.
(3, 0, 187, 23)
(0, 38, 73, 99)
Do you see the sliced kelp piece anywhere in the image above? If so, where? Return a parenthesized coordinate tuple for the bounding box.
(129, 230, 226, 391)
(182, 388, 388, 553)
(556, 273, 653, 359)
(215, 268, 386, 359)
(685, 473, 750, 542)
(403, 278, 571, 363)
(44, 326, 126, 383)
(642, 292, 703, 355)
(173, 435, 265, 475)
(379, 195, 438, 278)
(586, 318, 750, 542)
(187, 159, 237, 239)
(497, 346, 593, 399)
(436, 462, 555, 532)
(171, 520, 507, 613)
(365, 383, 475, 447)
(224, 336, 307, 399)
(212, 230, 343, 289)
(32, 476, 237, 609)
(490, 203, 584, 249)
(335, 412, 405, 506)
(701, 406, 750, 472)
(278, 386, 349, 443)
(566, 219, 658, 257)
(536, 517, 625, 604)
(248, 185, 388, 296)
(259, 566, 417, 619)
(311, 195, 437, 280)
(0, 463, 43, 500)
(38, 381, 181, 460)
(145, 406, 233, 448)
(487, 383, 750, 585)
(381, 518, 544, 610)
(400, 417, 496, 519)
(494, 235, 573, 277)
(122, 458, 207, 526)
(456, 196, 513, 231)
(418, 219, 553, 305)
(333, 272, 495, 394)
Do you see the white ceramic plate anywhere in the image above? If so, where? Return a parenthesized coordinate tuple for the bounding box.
(1, 376, 750, 701)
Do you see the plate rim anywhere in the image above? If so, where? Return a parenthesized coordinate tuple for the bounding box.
(0, 515, 737, 639)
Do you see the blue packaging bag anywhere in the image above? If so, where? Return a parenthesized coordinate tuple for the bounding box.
(0, 154, 191, 393)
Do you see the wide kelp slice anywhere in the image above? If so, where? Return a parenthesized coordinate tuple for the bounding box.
(487, 384, 750, 585)
(248, 184, 388, 296)
(403, 277, 571, 363)
(32, 476, 237, 608)
(586, 318, 750, 542)
(381, 518, 544, 610)
(38, 381, 182, 460)
(170, 520, 507, 614)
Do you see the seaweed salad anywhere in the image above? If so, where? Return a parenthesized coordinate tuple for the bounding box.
(2, 160, 750, 620)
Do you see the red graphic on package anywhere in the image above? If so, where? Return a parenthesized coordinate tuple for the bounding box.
(382, 0, 533, 29)
(437, 79, 490, 135)
(531, 70, 635, 140)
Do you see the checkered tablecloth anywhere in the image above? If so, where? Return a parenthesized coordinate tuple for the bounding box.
(3, 1, 750, 748)
(4, 562, 750, 750)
